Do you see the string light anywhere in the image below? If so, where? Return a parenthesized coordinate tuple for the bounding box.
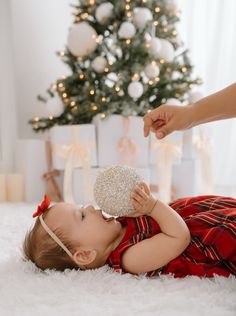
(155, 77, 160, 82)
(34, 117, 39, 122)
(48, 116, 53, 120)
(100, 113, 106, 118)
(182, 67, 187, 73)
(115, 86, 120, 92)
(104, 67, 109, 73)
(155, 7, 161, 13)
(125, 4, 130, 10)
(71, 106, 78, 113)
(153, 21, 158, 26)
(79, 73, 84, 79)
(163, 27, 168, 32)
(89, 0, 95, 4)
(58, 83, 64, 88)
(89, 89, 95, 95)
(126, 39, 131, 45)
(132, 73, 140, 81)
(160, 59, 165, 64)
(172, 30, 177, 36)
(90, 103, 97, 110)
(108, 60, 113, 66)
(61, 75, 66, 79)
(101, 96, 107, 102)
(59, 51, 65, 57)
(148, 80, 154, 85)
(189, 84, 193, 89)
(70, 101, 76, 107)
(81, 12, 89, 19)
(62, 93, 67, 98)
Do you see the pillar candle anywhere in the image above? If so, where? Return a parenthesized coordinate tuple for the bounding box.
(6, 173, 25, 202)
(0, 174, 7, 202)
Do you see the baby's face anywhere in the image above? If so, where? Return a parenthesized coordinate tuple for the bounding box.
(44, 203, 122, 251)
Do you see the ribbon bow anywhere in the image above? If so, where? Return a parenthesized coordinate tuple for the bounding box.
(32, 195, 51, 218)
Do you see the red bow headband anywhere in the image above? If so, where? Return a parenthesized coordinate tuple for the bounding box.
(32, 195, 51, 218)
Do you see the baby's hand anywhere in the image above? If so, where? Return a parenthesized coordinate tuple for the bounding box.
(129, 182, 157, 217)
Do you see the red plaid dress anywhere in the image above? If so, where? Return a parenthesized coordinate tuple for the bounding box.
(106, 195, 236, 278)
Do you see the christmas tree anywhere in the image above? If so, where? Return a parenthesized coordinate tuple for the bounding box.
(30, 0, 201, 132)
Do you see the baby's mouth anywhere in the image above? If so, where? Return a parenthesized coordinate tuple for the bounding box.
(102, 213, 115, 222)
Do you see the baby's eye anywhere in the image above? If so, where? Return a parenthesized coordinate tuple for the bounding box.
(81, 212, 85, 220)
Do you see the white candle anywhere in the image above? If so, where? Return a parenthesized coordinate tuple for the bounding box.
(6, 173, 25, 202)
(0, 174, 7, 202)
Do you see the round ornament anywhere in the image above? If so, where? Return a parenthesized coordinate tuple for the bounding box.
(144, 62, 160, 79)
(95, 2, 114, 24)
(133, 7, 153, 30)
(128, 81, 144, 99)
(67, 22, 97, 57)
(148, 37, 162, 57)
(94, 165, 143, 216)
(158, 39, 175, 62)
(92, 56, 107, 73)
(45, 96, 64, 117)
(118, 22, 136, 39)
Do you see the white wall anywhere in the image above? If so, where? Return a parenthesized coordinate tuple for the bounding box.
(10, 0, 72, 139)
(0, 0, 17, 172)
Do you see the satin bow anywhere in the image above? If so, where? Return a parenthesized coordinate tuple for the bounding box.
(32, 195, 51, 218)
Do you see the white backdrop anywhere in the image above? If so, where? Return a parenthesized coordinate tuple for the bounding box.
(0, 0, 236, 194)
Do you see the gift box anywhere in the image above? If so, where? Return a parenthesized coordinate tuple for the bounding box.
(93, 114, 149, 167)
(15, 139, 49, 202)
(182, 127, 199, 159)
(72, 167, 150, 205)
(149, 132, 183, 203)
(172, 158, 202, 199)
(50, 124, 97, 170)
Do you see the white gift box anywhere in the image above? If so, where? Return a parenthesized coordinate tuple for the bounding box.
(15, 139, 48, 202)
(182, 127, 200, 159)
(72, 167, 150, 205)
(50, 124, 97, 170)
(93, 114, 149, 167)
(149, 131, 183, 165)
(172, 158, 202, 199)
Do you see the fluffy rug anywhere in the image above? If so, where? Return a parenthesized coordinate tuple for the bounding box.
(0, 203, 235, 316)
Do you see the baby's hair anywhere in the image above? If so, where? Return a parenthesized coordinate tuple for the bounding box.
(22, 207, 79, 271)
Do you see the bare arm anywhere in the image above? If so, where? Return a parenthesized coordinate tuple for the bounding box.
(143, 82, 236, 139)
(121, 183, 190, 274)
(190, 82, 236, 127)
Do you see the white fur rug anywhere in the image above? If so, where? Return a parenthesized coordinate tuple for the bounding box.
(0, 203, 236, 316)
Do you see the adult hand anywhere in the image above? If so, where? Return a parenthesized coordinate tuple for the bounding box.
(143, 105, 193, 139)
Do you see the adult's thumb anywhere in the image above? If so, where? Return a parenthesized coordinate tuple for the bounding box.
(155, 123, 174, 139)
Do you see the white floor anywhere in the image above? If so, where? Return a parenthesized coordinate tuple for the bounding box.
(0, 203, 236, 316)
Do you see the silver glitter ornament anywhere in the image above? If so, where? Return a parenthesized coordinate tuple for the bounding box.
(94, 165, 142, 216)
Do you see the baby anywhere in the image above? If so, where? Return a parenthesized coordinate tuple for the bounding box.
(23, 182, 236, 278)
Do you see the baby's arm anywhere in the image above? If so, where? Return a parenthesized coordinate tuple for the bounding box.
(121, 183, 191, 275)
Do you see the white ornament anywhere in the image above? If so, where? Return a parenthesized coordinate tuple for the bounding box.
(148, 37, 162, 57)
(158, 39, 175, 62)
(67, 22, 97, 57)
(94, 165, 142, 216)
(46, 96, 64, 117)
(118, 22, 136, 39)
(128, 81, 144, 99)
(92, 56, 107, 73)
(165, 98, 182, 106)
(133, 7, 153, 30)
(188, 91, 204, 104)
(144, 62, 160, 78)
(95, 2, 114, 24)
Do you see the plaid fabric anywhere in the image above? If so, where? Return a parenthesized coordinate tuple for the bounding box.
(106, 195, 236, 278)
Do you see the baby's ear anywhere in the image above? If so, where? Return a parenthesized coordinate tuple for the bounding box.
(73, 248, 97, 266)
